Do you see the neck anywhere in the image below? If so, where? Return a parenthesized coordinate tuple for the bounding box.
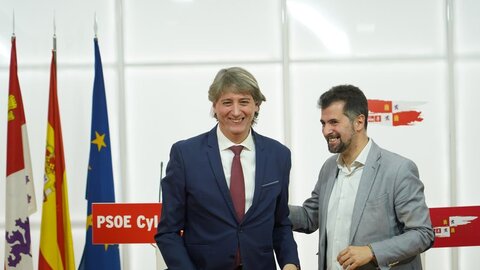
(341, 135, 369, 167)
(219, 126, 251, 144)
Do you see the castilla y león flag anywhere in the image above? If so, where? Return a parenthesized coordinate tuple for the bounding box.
(368, 99, 424, 126)
(430, 206, 480, 248)
(5, 36, 37, 270)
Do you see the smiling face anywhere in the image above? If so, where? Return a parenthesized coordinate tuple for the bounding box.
(213, 89, 259, 143)
(321, 101, 356, 154)
(318, 85, 369, 165)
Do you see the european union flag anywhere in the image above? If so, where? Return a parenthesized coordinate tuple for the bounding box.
(78, 38, 121, 270)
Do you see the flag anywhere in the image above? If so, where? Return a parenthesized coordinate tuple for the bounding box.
(38, 44, 76, 270)
(5, 36, 37, 270)
(78, 38, 121, 270)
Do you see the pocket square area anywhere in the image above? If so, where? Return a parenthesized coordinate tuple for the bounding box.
(261, 180, 279, 187)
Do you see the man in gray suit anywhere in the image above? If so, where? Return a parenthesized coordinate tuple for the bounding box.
(289, 85, 434, 270)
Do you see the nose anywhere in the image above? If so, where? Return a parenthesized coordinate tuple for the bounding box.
(322, 124, 332, 136)
(231, 103, 241, 116)
(322, 128, 328, 137)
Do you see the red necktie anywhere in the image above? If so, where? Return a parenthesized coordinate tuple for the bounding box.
(229, 145, 245, 269)
(229, 145, 245, 221)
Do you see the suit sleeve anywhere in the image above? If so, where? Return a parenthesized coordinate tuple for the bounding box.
(273, 149, 300, 267)
(155, 143, 196, 270)
(289, 159, 335, 233)
(370, 159, 434, 268)
(289, 180, 321, 234)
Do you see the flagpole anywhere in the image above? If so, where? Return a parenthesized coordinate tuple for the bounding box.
(94, 12, 98, 39)
(53, 13, 57, 52)
(159, 161, 164, 202)
(12, 9, 15, 39)
(156, 161, 167, 269)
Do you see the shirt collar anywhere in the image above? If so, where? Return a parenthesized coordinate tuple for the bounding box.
(217, 126, 255, 151)
(336, 138, 372, 169)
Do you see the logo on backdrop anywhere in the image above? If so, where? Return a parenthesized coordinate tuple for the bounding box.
(368, 99, 425, 126)
(434, 216, 478, 238)
(429, 206, 480, 248)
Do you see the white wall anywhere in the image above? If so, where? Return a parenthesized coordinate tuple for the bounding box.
(0, 0, 478, 269)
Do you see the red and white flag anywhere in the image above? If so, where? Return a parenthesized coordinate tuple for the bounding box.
(5, 36, 37, 270)
(368, 99, 425, 126)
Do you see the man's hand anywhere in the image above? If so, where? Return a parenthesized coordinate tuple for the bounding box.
(283, 263, 299, 270)
(337, 245, 373, 270)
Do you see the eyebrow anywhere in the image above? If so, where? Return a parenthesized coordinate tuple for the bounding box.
(321, 118, 339, 123)
(220, 96, 252, 101)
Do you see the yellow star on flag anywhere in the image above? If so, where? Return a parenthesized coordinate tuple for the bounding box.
(92, 131, 107, 151)
(86, 214, 93, 229)
(86, 214, 110, 250)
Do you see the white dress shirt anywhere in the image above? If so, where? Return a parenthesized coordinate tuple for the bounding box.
(217, 127, 256, 213)
(326, 139, 372, 270)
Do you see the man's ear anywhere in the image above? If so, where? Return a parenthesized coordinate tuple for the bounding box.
(355, 114, 366, 131)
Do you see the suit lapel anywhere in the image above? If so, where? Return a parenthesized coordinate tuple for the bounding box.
(206, 126, 238, 221)
(316, 156, 339, 263)
(322, 162, 338, 224)
(349, 141, 381, 242)
(244, 130, 264, 221)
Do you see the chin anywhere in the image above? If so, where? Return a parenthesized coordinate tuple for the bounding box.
(231, 128, 248, 135)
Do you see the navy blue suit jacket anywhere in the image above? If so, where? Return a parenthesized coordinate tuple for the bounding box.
(155, 126, 299, 270)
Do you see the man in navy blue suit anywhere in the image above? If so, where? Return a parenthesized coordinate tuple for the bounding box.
(155, 67, 300, 270)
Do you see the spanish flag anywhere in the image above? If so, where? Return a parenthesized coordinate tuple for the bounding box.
(39, 42, 75, 270)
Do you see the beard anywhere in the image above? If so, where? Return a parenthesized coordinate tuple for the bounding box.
(328, 139, 348, 153)
(326, 128, 355, 154)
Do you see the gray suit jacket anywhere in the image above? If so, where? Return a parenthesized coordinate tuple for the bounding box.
(290, 140, 434, 270)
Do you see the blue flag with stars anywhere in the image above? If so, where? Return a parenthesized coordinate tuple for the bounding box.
(78, 38, 121, 270)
